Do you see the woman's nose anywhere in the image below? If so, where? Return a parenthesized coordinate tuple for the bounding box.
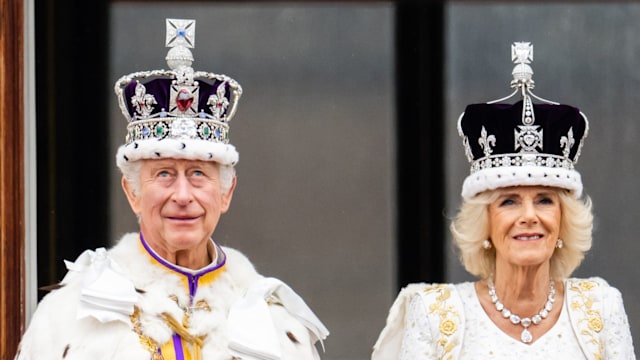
(519, 200, 538, 224)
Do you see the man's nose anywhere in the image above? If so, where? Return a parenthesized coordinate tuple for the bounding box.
(172, 174, 193, 204)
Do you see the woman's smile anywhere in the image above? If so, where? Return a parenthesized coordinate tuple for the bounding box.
(513, 233, 544, 241)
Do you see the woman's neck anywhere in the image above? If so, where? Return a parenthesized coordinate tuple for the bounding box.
(491, 264, 553, 314)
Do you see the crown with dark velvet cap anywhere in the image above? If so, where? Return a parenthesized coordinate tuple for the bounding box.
(114, 19, 242, 170)
(457, 42, 589, 200)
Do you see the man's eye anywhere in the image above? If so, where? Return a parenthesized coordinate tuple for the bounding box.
(158, 171, 170, 177)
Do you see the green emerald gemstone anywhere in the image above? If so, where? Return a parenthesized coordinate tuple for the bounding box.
(203, 126, 210, 136)
(155, 125, 164, 136)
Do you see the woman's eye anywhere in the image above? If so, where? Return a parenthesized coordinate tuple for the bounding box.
(539, 197, 554, 204)
(499, 198, 515, 206)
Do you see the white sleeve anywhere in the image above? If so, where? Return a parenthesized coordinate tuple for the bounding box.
(15, 300, 56, 359)
(372, 284, 430, 360)
(227, 277, 328, 360)
(269, 303, 323, 360)
(602, 285, 636, 360)
(14, 286, 77, 360)
(399, 294, 435, 360)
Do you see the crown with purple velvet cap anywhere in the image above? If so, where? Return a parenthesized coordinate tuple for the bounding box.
(457, 42, 589, 200)
(114, 19, 242, 171)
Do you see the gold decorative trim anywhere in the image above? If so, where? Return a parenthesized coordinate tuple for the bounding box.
(130, 306, 163, 360)
(162, 312, 207, 360)
(423, 284, 462, 360)
(568, 279, 603, 360)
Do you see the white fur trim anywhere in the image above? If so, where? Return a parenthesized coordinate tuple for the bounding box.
(115, 138, 239, 172)
(16, 233, 324, 359)
(461, 165, 583, 200)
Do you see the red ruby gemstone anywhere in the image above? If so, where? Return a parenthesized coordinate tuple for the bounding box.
(176, 89, 194, 112)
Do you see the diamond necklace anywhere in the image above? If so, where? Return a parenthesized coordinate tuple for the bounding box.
(487, 278, 556, 343)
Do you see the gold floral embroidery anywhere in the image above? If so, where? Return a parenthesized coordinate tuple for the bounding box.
(580, 281, 596, 291)
(568, 280, 603, 359)
(588, 317, 603, 332)
(595, 343, 603, 360)
(439, 319, 457, 336)
(423, 284, 460, 360)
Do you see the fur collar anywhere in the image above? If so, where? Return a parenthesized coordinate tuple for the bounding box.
(108, 233, 263, 359)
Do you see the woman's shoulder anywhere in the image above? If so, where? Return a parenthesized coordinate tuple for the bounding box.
(382, 282, 467, 360)
(396, 281, 475, 300)
(565, 276, 622, 296)
(390, 282, 470, 324)
(398, 282, 461, 294)
(566, 276, 610, 286)
(564, 277, 634, 359)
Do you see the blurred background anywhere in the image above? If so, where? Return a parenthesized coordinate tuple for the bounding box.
(31, 2, 640, 359)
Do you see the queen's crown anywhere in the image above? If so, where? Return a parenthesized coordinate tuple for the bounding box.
(456, 42, 590, 199)
(458, 42, 589, 174)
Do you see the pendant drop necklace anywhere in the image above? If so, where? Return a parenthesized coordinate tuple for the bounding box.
(487, 278, 555, 343)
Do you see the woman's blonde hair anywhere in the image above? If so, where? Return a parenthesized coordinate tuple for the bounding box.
(450, 187, 593, 280)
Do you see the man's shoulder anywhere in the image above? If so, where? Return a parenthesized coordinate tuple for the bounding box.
(220, 245, 262, 287)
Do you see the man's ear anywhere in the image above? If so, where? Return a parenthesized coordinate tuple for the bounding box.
(121, 176, 140, 215)
(220, 176, 237, 214)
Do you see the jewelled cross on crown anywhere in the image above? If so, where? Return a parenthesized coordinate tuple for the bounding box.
(166, 19, 195, 49)
(165, 19, 199, 117)
(511, 42, 534, 90)
(512, 42, 533, 64)
(511, 42, 543, 155)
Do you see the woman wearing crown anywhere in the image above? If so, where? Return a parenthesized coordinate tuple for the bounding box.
(15, 19, 328, 360)
(372, 43, 634, 359)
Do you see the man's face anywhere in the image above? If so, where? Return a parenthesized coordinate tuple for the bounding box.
(123, 158, 235, 257)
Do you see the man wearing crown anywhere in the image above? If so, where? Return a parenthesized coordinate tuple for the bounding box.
(15, 19, 328, 360)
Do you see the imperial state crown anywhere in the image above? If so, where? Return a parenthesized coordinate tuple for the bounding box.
(114, 18, 242, 170)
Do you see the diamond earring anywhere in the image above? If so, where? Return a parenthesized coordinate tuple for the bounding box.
(556, 239, 564, 249)
(483, 239, 492, 250)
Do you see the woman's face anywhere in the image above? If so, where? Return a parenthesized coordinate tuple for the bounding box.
(488, 186, 561, 272)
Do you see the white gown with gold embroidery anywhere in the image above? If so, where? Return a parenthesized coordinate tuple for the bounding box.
(374, 279, 635, 360)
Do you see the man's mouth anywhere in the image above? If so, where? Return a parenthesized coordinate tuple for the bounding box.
(167, 215, 199, 221)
